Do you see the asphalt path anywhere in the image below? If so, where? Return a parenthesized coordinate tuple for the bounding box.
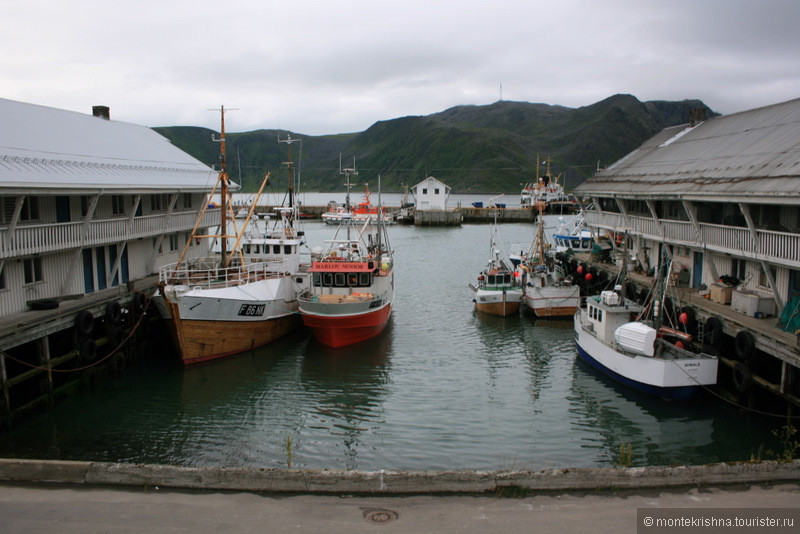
(1, 482, 798, 533)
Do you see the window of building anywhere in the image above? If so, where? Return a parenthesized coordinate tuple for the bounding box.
(169, 233, 180, 252)
(434, 188, 440, 194)
(112, 195, 125, 215)
(23, 257, 43, 284)
(731, 259, 747, 281)
(759, 265, 776, 289)
(20, 196, 40, 221)
(422, 188, 428, 194)
(150, 194, 165, 212)
(0, 268, 6, 290)
(183, 193, 193, 209)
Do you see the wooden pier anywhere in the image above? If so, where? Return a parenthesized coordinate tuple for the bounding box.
(0, 278, 161, 426)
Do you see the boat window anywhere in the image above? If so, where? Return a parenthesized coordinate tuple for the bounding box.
(488, 275, 495, 285)
(348, 273, 359, 286)
(284, 245, 292, 254)
(244, 245, 250, 254)
(334, 273, 346, 287)
(323, 273, 333, 286)
(505, 274, 512, 284)
(359, 273, 371, 286)
(273, 245, 281, 254)
(583, 240, 590, 249)
(597, 309, 603, 322)
(313, 273, 322, 286)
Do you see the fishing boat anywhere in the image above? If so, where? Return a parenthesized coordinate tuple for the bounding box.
(470, 216, 522, 316)
(520, 156, 579, 214)
(298, 169, 394, 348)
(321, 201, 353, 225)
(520, 204, 580, 317)
(573, 248, 718, 400)
(321, 184, 394, 225)
(155, 112, 307, 365)
(351, 184, 394, 224)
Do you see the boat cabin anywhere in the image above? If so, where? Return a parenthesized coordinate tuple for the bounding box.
(584, 290, 643, 344)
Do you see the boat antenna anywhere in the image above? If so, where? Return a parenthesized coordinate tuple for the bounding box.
(209, 105, 238, 266)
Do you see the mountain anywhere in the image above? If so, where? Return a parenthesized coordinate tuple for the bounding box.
(154, 94, 717, 193)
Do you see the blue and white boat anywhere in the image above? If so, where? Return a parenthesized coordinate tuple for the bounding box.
(573, 251, 718, 400)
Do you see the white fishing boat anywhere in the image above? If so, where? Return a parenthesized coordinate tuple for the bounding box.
(155, 114, 307, 365)
(470, 216, 522, 316)
(573, 248, 718, 400)
(520, 204, 580, 317)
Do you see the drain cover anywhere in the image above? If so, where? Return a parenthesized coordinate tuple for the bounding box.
(363, 508, 399, 524)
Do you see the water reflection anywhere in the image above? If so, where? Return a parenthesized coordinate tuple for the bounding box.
(570, 357, 727, 467)
(298, 322, 393, 470)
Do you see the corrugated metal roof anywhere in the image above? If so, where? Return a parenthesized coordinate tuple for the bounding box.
(575, 98, 800, 200)
(0, 98, 220, 192)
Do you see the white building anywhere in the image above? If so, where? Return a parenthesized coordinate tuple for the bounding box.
(0, 98, 220, 317)
(411, 176, 451, 210)
(575, 100, 800, 318)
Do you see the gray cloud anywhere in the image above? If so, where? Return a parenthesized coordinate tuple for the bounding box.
(3, 0, 799, 135)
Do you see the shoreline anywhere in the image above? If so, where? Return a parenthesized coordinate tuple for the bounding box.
(1, 458, 797, 494)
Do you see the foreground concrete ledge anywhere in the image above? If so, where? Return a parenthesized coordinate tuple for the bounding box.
(0, 459, 798, 494)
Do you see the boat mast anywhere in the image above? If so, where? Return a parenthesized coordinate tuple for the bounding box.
(278, 134, 301, 209)
(210, 105, 237, 266)
(340, 155, 357, 241)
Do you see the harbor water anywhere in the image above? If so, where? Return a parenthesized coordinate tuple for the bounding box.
(0, 218, 782, 470)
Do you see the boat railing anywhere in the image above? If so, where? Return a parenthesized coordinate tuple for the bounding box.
(159, 256, 287, 288)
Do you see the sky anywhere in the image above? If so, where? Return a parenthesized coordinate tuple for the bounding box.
(3, 0, 799, 136)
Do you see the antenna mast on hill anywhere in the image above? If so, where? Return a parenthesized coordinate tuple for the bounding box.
(499, 83, 503, 101)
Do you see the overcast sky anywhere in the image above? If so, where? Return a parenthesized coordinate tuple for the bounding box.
(3, 0, 799, 135)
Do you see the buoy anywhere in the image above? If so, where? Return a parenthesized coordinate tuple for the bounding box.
(577, 265, 584, 275)
(679, 312, 689, 325)
(585, 273, 593, 281)
(675, 340, 685, 350)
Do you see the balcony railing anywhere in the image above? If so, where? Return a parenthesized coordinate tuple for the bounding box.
(0, 210, 221, 258)
(585, 211, 800, 269)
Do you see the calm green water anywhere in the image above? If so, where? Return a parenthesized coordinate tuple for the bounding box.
(0, 220, 782, 470)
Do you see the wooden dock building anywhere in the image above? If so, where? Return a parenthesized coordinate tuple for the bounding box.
(574, 100, 800, 413)
(0, 98, 220, 423)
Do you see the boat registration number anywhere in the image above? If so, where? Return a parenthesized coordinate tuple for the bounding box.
(238, 304, 266, 317)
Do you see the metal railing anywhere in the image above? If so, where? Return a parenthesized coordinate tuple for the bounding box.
(159, 256, 287, 289)
(584, 211, 800, 267)
(0, 210, 220, 258)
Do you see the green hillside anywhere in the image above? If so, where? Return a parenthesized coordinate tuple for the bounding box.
(154, 94, 716, 193)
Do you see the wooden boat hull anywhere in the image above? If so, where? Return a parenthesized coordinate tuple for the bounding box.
(475, 300, 521, 316)
(164, 298, 301, 365)
(301, 302, 391, 348)
(523, 285, 580, 318)
(474, 288, 523, 317)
